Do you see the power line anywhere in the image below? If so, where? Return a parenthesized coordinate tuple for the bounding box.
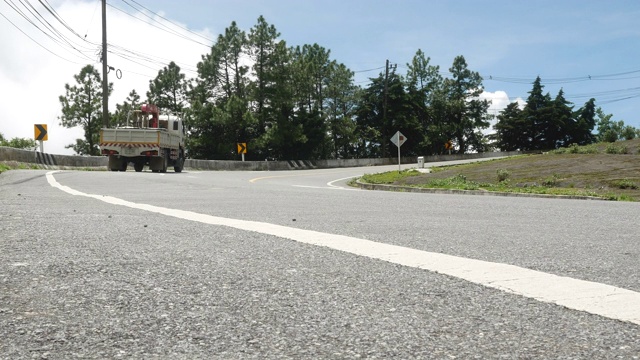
(0, 8, 85, 64)
(1, 0, 94, 63)
(107, 1, 212, 48)
(126, 0, 214, 44)
(353, 66, 385, 73)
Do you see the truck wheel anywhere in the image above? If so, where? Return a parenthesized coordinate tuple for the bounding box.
(119, 161, 128, 172)
(108, 155, 120, 171)
(134, 162, 144, 172)
(160, 150, 168, 173)
(174, 154, 184, 173)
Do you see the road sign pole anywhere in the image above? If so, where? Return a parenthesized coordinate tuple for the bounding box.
(242, 153, 245, 162)
(390, 130, 407, 172)
(39, 140, 43, 153)
(398, 142, 401, 172)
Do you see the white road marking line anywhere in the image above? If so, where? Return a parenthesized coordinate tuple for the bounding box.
(292, 185, 358, 191)
(46, 171, 640, 326)
(327, 175, 360, 189)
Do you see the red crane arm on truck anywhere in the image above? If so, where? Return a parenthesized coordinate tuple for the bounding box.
(140, 104, 159, 128)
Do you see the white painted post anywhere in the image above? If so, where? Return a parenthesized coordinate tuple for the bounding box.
(397, 141, 401, 172)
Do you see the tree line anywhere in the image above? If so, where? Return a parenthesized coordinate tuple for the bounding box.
(57, 16, 639, 158)
(0, 133, 35, 149)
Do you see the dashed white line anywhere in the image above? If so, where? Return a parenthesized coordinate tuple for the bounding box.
(46, 171, 640, 326)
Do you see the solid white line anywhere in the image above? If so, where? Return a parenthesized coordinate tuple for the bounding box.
(292, 185, 358, 191)
(46, 171, 640, 326)
(327, 175, 360, 189)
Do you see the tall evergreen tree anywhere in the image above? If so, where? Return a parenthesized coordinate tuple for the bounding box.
(58, 65, 112, 156)
(571, 98, 596, 145)
(147, 61, 188, 114)
(445, 56, 490, 153)
(188, 21, 257, 160)
(289, 44, 332, 158)
(354, 71, 416, 157)
(548, 89, 574, 149)
(325, 61, 359, 158)
(522, 76, 552, 150)
(259, 40, 307, 160)
(405, 49, 444, 155)
(493, 102, 525, 151)
(247, 16, 280, 149)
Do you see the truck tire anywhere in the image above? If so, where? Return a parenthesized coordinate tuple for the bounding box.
(174, 151, 184, 173)
(108, 155, 122, 172)
(160, 149, 168, 173)
(134, 162, 144, 172)
(119, 161, 128, 172)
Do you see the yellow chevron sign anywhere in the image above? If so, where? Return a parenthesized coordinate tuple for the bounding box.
(34, 124, 48, 141)
(237, 142, 247, 154)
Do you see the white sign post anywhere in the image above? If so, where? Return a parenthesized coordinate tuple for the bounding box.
(390, 131, 407, 172)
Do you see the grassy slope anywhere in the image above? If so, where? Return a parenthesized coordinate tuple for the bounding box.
(368, 139, 640, 201)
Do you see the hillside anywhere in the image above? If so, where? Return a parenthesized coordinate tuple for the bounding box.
(391, 139, 640, 201)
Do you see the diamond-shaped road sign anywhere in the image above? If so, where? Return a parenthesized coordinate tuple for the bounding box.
(390, 131, 406, 147)
(34, 124, 48, 141)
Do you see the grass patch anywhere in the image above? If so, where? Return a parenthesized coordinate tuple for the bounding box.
(359, 169, 421, 184)
(0, 163, 11, 174)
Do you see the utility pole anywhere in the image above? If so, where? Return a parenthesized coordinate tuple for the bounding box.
(382, 59, 396, 158)
(101, 0, 109, 128)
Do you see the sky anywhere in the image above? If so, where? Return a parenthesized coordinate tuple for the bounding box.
(1, 0, 639, 155)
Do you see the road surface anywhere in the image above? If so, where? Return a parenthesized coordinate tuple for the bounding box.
(1, 165, 639, 358)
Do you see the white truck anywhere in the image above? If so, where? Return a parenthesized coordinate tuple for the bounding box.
(99, 104, 186, 173)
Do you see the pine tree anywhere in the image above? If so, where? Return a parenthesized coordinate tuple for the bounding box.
(58, 65, 112, 155)
(494, 102, 525, 151)
(570, 98, 596, 145)
(445, 56, 490, 153)
(147, 61, 187, 114)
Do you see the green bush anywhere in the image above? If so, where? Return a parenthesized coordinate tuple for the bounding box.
(567, 143, 580, 154)
(496, 169, 511, 182)
(605, 144, 628, 154)
(610, 179, 639, 190)
(552, 143, 600, 154)
(542, 173, 561, 187)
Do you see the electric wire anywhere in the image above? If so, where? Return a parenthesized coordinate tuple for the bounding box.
(108, 1, 211, 48)
(0, 8, 85, 64)
(2, 0, 94, 62)
(126, 0, 214, 44)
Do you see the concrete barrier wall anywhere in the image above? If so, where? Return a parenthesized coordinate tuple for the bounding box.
(1, 146, 521, 171)
(185, 159, 291, 171)
(0, 146, 107, 167)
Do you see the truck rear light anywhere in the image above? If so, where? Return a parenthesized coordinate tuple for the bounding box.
(102, 149, 119, 155)
(144, 150, 158, 157)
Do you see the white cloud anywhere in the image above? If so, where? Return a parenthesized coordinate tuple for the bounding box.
(0, 0, 211, 155)
(478, 90, 526, 133)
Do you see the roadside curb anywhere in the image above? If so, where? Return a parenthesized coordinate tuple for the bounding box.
(354, 179, 607, 201)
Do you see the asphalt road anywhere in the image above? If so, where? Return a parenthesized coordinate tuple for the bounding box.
(1, 164, 639, 359)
